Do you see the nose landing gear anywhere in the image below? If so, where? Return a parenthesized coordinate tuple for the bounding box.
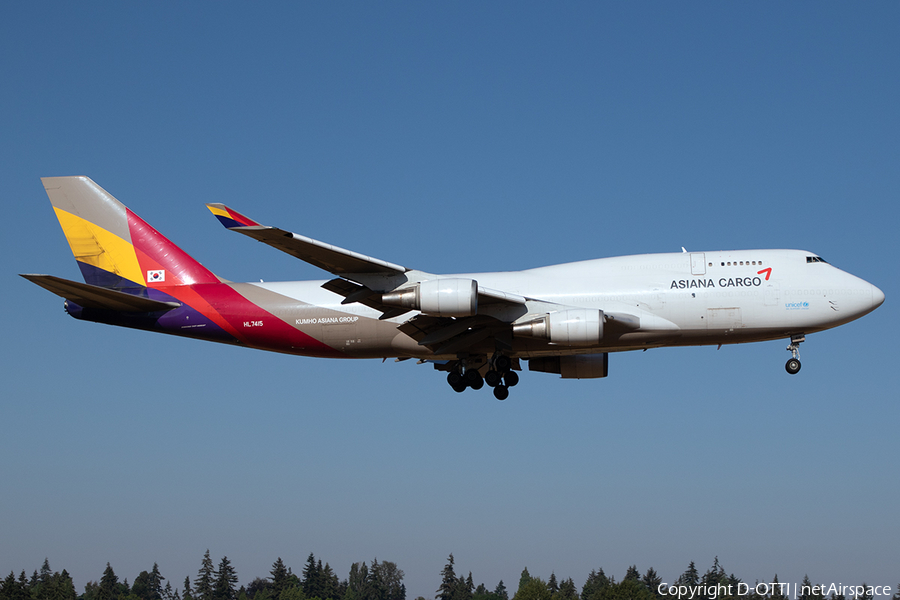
(785, 334, 805, 375)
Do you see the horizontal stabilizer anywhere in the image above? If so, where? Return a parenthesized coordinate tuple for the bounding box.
(207, 203, 407, 276)
(21, 274, 181, 312)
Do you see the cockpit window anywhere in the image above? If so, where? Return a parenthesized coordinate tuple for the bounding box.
(806, 256, 828, 264)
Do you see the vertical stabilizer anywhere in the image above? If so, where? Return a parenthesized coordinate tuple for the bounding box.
(42, 176, 219, 288)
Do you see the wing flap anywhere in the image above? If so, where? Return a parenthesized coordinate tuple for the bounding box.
(21, 274, 180, 312)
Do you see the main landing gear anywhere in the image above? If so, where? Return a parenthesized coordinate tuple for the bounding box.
(444, 354, 519, 400)
(785, 334, 805, 375)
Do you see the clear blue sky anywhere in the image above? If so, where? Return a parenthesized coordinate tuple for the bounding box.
(2, 2, 898, 597)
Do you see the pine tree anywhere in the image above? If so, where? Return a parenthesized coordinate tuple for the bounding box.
(557, 579, 578, 600)
(451, 574, 472, 600)
(436, 556, 457, 600)
(345, 563, 367, 600)
(581, 570, 609, 600)
(49, 569, 77, 600)
(195, 551, 216, 600)
(133, 572, 152, 600)
(99, 564, 120, 600)
(799, 576, 823, 600)
(149, 564, 164, 600)
(371, 561, 404, 600)
(302, 556, 321, 600)
(214, 557, 239, 600)
(40, 560, 52, 586)
(771, 575, 786, 600)
(855, 584, 872, 600)
(494, 583, 508, 600)
(700, 559, 725, 588)
(548, 576, 558, 597)
(2, 571, 32, 600)
(184, 578, 194, 600)
(2, 572, 22, 600)
(18, 573, 31, 600)
(676, 564, 698, 588)
(271, 560, 289, 599)
(517, 571, 532, 597)
(641, 570, 661, 597)
(321, 564, 338, 600)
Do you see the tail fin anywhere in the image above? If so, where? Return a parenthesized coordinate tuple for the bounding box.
(42, 176, 220, 288)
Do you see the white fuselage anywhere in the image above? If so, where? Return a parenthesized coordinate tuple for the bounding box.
(245, 249, 883, 360)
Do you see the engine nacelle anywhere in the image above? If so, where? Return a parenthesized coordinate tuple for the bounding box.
(528, 353, 609, 379)
(381, 278, 478, 317)
(512, 309, 604, 346)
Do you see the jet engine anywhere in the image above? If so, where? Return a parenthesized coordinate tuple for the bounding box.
(381, 278, 478, 317)
(512, 309, 604, 346)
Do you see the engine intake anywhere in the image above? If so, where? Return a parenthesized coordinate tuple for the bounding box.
(513, 309, 604, 346)
(381, 278, 478, 317)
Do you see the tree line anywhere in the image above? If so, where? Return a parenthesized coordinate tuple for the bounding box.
(2, 554, 897, 600)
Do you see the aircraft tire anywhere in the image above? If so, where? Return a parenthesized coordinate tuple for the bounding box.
(485, 370, 502, 387)
(493, 385, 509, 401)
(495, 355, 511, 372)
(470, 377, 484, 390)
(464, 369, 483, 386)
(447, 372, 463, 387)
(785, 358, 801, 374)
(504, 371, 519, 387)
(451, 383, 467, 393)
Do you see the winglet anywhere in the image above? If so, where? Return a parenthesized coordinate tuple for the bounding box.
(206, 203, 262, 229)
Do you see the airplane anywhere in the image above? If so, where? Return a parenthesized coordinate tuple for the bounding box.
(22, 176, 884, 400)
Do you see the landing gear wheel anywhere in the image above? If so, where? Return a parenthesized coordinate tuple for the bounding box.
(784, 334, 805, 375)
(451, 383, 467, 393)
(785, 358, 801, 375)
(464, 369, 483, 386)
(493, 385, 509, 400)
(470, 377, 484, 390)
(484, 370, 502, 387)
(495, 355, 511, 373)
(447, 372, 463, 388)
(504, 371, 519, 387)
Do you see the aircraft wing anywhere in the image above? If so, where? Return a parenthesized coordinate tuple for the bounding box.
(204, 204, 651, 354)
(208, 203, 531, 321)
(206, 204, 407, 275)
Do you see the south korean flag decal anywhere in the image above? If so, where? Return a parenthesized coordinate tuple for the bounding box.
(147, 269, 165, 283)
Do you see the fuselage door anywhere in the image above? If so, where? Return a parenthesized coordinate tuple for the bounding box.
(764, 282, 780, 306)
(691, 253, 706, 275)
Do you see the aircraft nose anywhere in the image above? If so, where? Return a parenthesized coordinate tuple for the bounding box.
(872, 284, 885, 309)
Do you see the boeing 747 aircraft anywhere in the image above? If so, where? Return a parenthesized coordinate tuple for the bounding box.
(23, 177, 884, 399)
